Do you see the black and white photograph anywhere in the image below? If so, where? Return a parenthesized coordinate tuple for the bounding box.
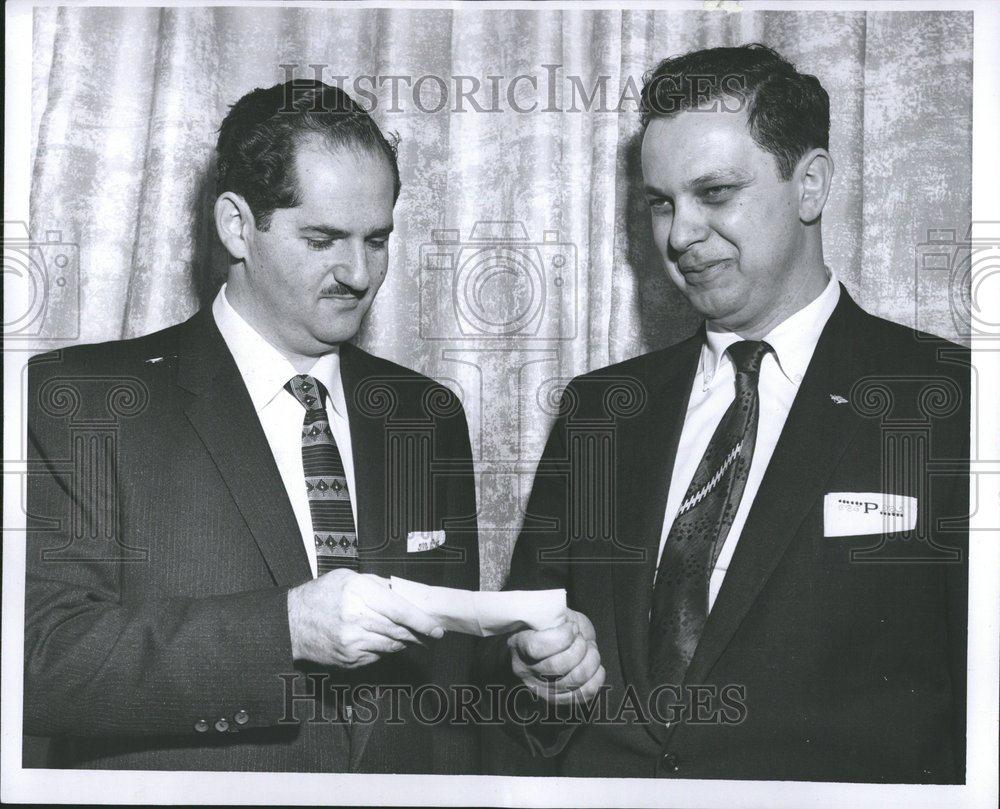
(3, 0, 998, 806)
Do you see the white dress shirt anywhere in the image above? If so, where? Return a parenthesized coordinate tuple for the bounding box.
(212, 284, 357, 579)
(656, 270, 841, 611)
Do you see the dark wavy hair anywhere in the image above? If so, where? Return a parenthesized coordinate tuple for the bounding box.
(215, 80, 400, 230)
(640, 44, 829, 180)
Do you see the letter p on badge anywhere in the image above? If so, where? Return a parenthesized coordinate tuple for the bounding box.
(824, 492, 918, 537)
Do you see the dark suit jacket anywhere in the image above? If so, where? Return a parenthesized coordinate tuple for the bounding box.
(481, 288, 969, 783)
(23, 307, 480, 773)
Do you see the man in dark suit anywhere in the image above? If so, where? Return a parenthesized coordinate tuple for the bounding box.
(482, 44, 968, 783)
(24, 81, 480, 773)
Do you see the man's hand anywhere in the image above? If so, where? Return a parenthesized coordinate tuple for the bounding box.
(287, 570, 444, 668)
(508, 609, 605, 704)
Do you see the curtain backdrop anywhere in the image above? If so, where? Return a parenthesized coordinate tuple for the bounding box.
(28, 6, 972, 589)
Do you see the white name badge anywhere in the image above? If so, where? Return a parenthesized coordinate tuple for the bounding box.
(824, 492, 918, 537)
(407, 530, 446, 553)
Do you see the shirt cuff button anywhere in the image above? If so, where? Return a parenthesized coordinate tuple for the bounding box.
(234, 709, 250, 725)
(215, 718, 230, 732)
(194, 719, 209, 733)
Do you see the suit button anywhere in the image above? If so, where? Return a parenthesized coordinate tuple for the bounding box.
(214, 718, 230, 732)
(234, 709, 250, 725)
(661, 752, 680, 773)
(194, 719, 209, 733)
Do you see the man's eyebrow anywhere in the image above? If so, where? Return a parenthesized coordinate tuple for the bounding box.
(642, 169, 752, 198)
(298, 225, 395, 238)
(685, 169, 752, 189)
(300, 225, 350, 238)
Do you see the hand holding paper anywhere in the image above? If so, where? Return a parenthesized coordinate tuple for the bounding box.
(388, 576, 567, 636)
(508, 609, 606, 705)
(287, 571, 444, 669)
(386, 577, 604, 704)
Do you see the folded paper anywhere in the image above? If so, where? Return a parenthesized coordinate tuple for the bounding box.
(389, 576, 567, 636)
(406, 530, 445, 553)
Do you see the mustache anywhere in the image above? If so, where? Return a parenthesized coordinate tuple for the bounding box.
(321, 282, 366, 297)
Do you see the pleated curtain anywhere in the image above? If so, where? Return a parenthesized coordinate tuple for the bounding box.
(29, 6, 972, 587)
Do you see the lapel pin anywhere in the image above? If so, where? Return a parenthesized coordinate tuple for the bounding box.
(829, 394, 848, 405)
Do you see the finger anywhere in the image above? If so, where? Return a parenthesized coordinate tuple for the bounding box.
(512, 624, 577, 663)
(551, 642, 600, 690)
(568, 664, 606, 704)
(530, 664, 606, 705)
(359, 610, 423, 645)
(528, 635, 588, 678)
(512, 648, 570, 689)
(522, 678, 581, 706)
(569, 611, 597, 642)
(341, 650, 381, 669)
(355, 631, 408, 655)
(365, 587, 444, 638)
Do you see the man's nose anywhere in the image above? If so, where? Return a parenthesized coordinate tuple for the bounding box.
(668, 202, 709, 255)
(333, 241, 371, 294)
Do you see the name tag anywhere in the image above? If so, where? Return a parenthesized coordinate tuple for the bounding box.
(407, 530, 445, 553)
(824, 492, 917, 537)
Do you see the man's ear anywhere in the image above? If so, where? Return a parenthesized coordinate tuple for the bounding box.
(796, 148, 834, 224)
(214, 192, 255, 262)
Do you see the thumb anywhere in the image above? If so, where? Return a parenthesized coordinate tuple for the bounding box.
(569, 610, 596, 641)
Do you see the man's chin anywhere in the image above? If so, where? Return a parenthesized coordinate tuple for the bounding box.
(294, 319, 363, 353)
(311, 328, 358, 347)
(682, 286, 741, 324)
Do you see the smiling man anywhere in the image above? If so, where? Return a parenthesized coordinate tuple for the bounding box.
(24, 81, 480, 773)
(485, 44, 968, 782)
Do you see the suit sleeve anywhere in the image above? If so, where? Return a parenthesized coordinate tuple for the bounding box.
(23, 357, 297, 739)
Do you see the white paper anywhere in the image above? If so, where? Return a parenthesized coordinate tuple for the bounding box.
(406, 530, 445, 552)
(389, 576, 567, 636)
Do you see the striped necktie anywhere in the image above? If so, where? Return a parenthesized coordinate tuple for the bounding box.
(285, 374, 359, 575)
(648, 340, 772, 687)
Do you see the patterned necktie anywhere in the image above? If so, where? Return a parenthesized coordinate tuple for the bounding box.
(286, 374, 359, 575)
(648, 340, 772, 687)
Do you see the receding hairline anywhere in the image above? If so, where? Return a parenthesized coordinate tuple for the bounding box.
(286, 130, 400, 201)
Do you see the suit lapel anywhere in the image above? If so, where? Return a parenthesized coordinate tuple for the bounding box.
(339, 343, 409, 582)
(679, 290, 867, 696)
(339, 343, 412, 763)
(176, 309, 311, 587)
(612, 334, 701, 744)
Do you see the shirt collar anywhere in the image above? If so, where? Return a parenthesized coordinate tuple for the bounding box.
(212, 283, 347, 416)
(700, 268, 841, 390)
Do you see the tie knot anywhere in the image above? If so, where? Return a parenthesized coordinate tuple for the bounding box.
(286, 374, 327, 411)
(726, 340, 772, 378)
